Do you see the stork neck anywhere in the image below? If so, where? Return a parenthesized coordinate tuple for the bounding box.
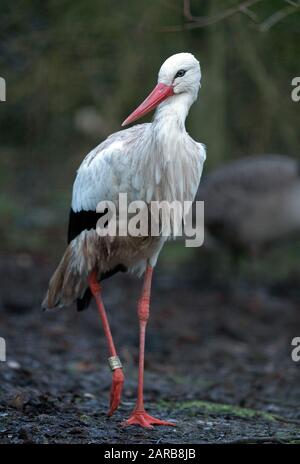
(152, 92, 193, 133)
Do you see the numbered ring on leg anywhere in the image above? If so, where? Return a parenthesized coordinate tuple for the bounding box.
(108, 355, 122, 371)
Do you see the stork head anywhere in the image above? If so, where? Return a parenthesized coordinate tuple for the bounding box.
(122, 53, 201, 126)
(158, 52, 201, 99)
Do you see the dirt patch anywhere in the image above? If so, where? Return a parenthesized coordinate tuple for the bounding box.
(0, 254, 300, 443)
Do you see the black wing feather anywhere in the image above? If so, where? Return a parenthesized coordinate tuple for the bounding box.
(67, 208, 127, 311)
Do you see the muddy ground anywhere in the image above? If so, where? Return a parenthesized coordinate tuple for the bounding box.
(0, 252, 300, 444)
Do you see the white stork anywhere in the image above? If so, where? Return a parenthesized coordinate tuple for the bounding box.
(43, 53, 206, 428)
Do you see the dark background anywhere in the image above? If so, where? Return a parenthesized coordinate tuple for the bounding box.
(0, 0, 300, 444)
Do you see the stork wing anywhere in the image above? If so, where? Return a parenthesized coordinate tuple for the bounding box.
(71, 124, 149, 212)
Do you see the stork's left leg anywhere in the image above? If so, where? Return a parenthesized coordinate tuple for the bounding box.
(123, 265, 175, 428)
(88, 271, 124, 417)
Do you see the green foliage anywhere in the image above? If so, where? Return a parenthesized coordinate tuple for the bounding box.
(0, 1, 299, 253)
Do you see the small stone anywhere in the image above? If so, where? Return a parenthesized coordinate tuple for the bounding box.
(7, 360, 21, 370)
(83, 392, 95, 399)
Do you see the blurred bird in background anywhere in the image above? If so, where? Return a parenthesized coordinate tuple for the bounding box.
(196, 155, 300, 300)
(198, 155, 300, 257)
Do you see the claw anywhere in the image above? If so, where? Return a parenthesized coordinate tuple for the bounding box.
(108, 368, 124, 416)
(122, 409, 176, 428)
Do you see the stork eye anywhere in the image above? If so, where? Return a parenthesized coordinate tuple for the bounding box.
(174, 69, 186, 79)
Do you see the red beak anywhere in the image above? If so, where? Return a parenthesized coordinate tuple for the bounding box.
(122, 83, 174, 127)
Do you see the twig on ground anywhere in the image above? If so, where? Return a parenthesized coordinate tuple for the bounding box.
(223, 436, 295, 444)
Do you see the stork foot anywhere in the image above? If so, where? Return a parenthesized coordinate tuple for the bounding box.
(122, 409, 176, 429)
(108, 368, 124, 416)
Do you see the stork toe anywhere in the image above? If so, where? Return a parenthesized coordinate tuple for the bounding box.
(122, 410, 176, 428)
(108, 368, 124, 416)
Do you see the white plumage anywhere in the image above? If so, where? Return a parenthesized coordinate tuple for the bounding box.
(43, 52, 206, 310)
(42, 52, 206, 428)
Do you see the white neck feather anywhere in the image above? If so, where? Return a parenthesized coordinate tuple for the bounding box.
(136, 92, 202, 205)
(153, 92, 194, 131)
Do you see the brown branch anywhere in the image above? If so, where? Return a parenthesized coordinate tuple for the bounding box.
(259, 2, 300, 31)
(239, 5, 259, 22)
(183, 0, 194, 21)
(161, 0, 300, 32)
(183, 0, 262, 24)
(284, 0, 299, 6)
(162, 0, 263, 31)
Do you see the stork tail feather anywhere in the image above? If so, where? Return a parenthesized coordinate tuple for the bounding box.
(42, 246, 88, 310)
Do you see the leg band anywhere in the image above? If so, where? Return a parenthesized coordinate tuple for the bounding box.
(108, 355, 122, 371)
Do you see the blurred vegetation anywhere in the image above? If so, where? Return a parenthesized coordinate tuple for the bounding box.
(0, 0, 299, 267)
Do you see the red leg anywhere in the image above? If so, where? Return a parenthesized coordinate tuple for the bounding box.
(88, 271, 124, 417)
(123, 265, 176, 428)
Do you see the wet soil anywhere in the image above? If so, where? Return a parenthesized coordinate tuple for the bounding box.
(0, 253, 300, 444)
